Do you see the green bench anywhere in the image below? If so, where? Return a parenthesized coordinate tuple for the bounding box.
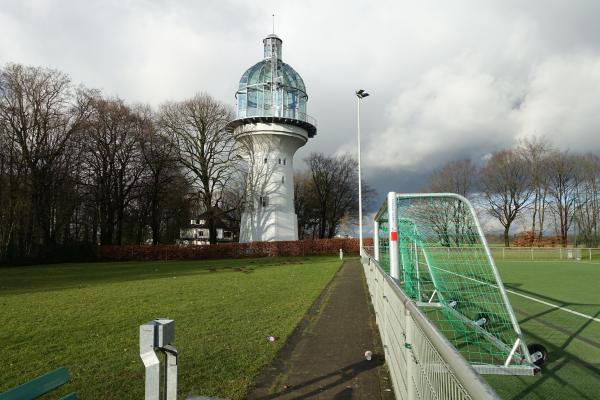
(0, 367, 76, 400)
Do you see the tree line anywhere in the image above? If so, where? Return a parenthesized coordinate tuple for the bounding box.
(0, 63, 366, 263)
(295, 153, 374, 239)
(428, 138, 600, 247)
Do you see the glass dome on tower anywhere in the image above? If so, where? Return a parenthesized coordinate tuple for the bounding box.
(227, 34, 317, 137)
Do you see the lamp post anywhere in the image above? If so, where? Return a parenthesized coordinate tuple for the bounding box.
(356, 89, 369, 254)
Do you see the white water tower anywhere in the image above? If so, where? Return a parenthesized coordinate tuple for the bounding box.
(226, 34, 316, 242)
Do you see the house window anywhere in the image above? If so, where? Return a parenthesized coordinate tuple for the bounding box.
(198, 219, 205, 225)
(224, 231, 232, 238)
(198, 230, 204, 237)
(190, 219, 196, 225)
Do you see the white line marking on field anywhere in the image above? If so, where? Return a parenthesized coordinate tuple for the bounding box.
(505, 289, 600, 323)
(432, 265, 600, 324)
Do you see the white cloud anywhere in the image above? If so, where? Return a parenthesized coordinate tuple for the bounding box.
(367, 51, 600, 170)
(517, 53, 600, 151)
(366, 56, 520, 168)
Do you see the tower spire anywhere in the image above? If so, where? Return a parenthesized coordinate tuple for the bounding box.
(272, 13, 275, 34)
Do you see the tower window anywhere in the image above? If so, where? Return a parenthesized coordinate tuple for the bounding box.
(282, 176, 285, 184)
(278, 158, 281, 164)
(283, 158, 286, 165)
(260, 196, 268, 207)
(264, 158, 267, 164)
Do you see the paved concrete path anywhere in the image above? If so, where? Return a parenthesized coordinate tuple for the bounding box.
(248, 259, 394, 400)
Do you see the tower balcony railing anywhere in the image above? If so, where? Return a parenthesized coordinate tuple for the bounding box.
(236, 106, 317, 128)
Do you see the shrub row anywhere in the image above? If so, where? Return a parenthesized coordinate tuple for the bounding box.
(513, 231, 563, 247)
(97, 238, 373, 262)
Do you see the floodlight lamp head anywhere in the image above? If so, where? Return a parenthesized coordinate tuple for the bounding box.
(356, 89, 370, 99)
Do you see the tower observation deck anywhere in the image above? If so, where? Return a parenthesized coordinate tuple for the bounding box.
(227, 34, 316, 242)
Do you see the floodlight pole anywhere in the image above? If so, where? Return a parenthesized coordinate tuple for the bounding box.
(356, 89, 369, 255)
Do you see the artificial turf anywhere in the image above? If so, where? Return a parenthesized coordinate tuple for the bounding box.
(0, 256, 342, 399)
(484, 259, 600, 400)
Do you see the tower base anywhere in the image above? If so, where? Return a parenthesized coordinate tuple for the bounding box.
(239, 210, 298, 242)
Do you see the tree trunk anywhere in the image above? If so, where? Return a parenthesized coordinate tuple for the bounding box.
(151, 176, 161, 245)
(538, 200, 546, 241)
(208, 212, 217, 245)
(319, 210, 327, 239)
(151, 212, 161, 245)
(503, 224, 511, 247)
(531, 191, 538, 239)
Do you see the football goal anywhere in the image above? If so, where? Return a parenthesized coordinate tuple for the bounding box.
(373, 192, 545, 375)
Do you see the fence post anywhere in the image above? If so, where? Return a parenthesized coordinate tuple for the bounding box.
(405, 306, 416, 400)
(531, 247, 534, 261)
(590, 248, 592, 262)
(502, 247, 505, 260)
(374, 220, 379, 261)
(388, 192, 400, 280)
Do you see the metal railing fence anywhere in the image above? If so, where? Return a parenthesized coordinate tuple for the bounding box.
(236, 106, 317, 127)
(490, 246, 600, 262)
(361, 253, 500, 400)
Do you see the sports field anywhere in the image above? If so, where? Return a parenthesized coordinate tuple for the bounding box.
(485, 258, 600, 400)
(0, 256, 341, 399)
(2, 255, 598, 400)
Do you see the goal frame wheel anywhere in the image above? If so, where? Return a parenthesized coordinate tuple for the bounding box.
(527, 343, 548, 366)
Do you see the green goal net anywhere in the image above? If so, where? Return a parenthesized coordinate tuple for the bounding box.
(374, 193, 540, 375)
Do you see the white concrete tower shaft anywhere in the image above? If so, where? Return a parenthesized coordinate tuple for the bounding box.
(238, 123, 306, 241)
(227, 34, 316, 242)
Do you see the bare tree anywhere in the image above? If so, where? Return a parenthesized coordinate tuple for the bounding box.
(545, 151, 582, 247)
(307, 153, 342, 238)
(517, 137, 552, 240)
(425, 159, 478, 247)
(159, 93, 236, 244)
(326, 154, 365, 238)
(305, 153, 374, 238)
(480, 149, 533, 247)
(0, 64, 91, 255)
(0, 121, 26, 259)
(574, 153, 600, 247)
(294, 171, 319, 238)
(79, 95, 144, 245)
(136, 105, 184, 244)
(428, 159, 477, 197)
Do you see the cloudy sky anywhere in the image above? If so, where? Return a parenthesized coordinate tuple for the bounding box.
(2, 0, 600, 211)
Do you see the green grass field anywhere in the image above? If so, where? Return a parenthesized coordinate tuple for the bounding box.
(485, 259, 600, 400)
(0, 256, 341, 399)
(2, 254, 598, 400)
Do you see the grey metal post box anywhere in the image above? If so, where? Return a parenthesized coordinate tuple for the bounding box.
(140, 318, 178, 400)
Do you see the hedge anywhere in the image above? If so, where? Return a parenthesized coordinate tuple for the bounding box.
(97, 238, 374, 262)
